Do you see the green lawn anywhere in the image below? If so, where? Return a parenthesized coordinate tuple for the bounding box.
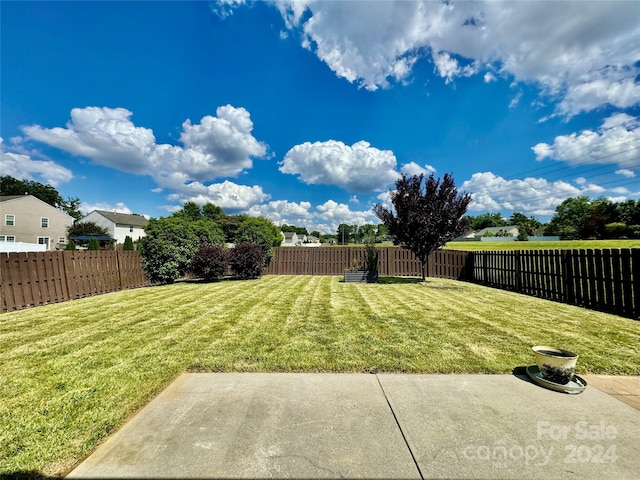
(1, 275, 639, 477)
(445, 239, 640, 250)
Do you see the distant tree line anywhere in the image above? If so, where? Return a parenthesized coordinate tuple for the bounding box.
(544, 196, 640, 240)
(463, 197, 639, 240)
(0, 176, 82, 220)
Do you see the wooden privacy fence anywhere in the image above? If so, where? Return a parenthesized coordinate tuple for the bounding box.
(2, 247, 637, 319)
(1, 250, 149, 312)
(266, 247, 639, 319)
(265, 247, 472, 280)
(472, 249, 639, 319)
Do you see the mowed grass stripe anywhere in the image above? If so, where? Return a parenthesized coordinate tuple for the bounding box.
(1, 275, 639, 476)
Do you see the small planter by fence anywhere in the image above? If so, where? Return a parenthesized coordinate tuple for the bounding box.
(344, 270, 378, 283)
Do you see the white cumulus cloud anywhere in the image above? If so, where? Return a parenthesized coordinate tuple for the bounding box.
(20, 105, 269, 200)
(246, 199, 313, 225)
(315, 199, 379, 233)
(225, 0, 640, 116)
(81, 202, 132, 216)
(461, 172, 599, 217)
(0, 139, 73, 187)
(279, 140, 399, 193)
(166, 180, 270, 214)
(532, 113, 640, 169)
(400, 162, 436, 177)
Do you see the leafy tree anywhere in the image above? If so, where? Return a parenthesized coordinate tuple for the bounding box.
(585, 197, 618, 239)
(310, 230, 321, 239)
(337, 224, 352, 244)
(217, 215, 245, 243)
(465, 212, 507, 231)
(191, 219, 225, 245)
(202, 203, 225, 221)
(0, 175, 82, 219)
(63, 197, 83, 221)
(509, 212, 542, 241)
(234, 217, 280, 266)
(374, 173, 471, 281)
(65, 240, 77, 251)
(604, 222, 628, 239)
(358, 224, 377, 242)
(123, 236, 134, 251)
(547, 196, 592, 240)
(139, 217, 201, 284)
(172, 201, 203, 222)
(616, 200, 640, 226)
(1, 176, 64, 207)
(376, 223, 389, 242)
(67, 221, 110, 238)
(87, 237, 100, 251)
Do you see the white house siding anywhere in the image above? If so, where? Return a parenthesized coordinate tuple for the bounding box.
(81, 211, 115, 237)
(113, 224, 146, 244)
(80, 211, 147, 244)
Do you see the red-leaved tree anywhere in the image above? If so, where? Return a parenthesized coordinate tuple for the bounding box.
(374, 173, 471, 281)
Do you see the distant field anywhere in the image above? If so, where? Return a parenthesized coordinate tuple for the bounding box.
(445, 239, 640, 251)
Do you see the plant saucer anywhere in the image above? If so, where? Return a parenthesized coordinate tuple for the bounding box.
(526, 365, 587, 394)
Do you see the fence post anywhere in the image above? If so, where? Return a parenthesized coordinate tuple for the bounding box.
(562, 250, 574, 305)
(632, 248, 640, 319)
(514, 251, 521, 292)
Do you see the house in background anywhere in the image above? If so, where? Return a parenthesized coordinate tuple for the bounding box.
(474, 226, 520, 238)
(79, 210, 149, 244)
(281, 231, 300, 246)
(281, 232, 322, 246)
(0, 195, 74, 251)
(302, 235, 321, 246)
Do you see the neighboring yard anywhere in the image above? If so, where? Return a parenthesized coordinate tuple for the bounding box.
(1, 275, 639, 477)
(445, 239, 640, 250)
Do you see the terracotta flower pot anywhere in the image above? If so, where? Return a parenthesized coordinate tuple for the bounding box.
(532, 346, 578, 385)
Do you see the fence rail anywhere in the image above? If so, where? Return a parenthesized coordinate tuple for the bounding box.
(1, 250, 149, 312)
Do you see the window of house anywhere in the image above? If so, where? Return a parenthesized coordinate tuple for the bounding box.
(58, 237, 66, 244)
(37, 237, 50, 246)
(5, 214, 15, 226)
(41, 217, 49, 228)
(0, 236, 15, 242)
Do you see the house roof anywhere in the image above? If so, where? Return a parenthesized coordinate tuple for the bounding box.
(475, 226, 519, 236)
(282, 232, 297, 240)
(0, 195, 27, 202)
(0, 195, 74, 218)
(92, 210, 149, 227)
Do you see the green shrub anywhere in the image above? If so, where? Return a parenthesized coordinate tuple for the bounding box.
(87, 237, 100, 250)
(228, 242, 265, 279)
(65, 240, 76, 251)
(604, 222, 628, 239)
(364, 238, 379, 271)
(191, 244, 227, 281)
(139, 217, 200, 284)
(123, 236, 134, 251)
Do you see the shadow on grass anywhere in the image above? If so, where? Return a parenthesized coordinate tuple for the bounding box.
(1, 472, 58, 480)
(377, 276, 423, 285)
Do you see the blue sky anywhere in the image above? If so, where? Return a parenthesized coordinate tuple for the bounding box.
(2, 1, 639, 233)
